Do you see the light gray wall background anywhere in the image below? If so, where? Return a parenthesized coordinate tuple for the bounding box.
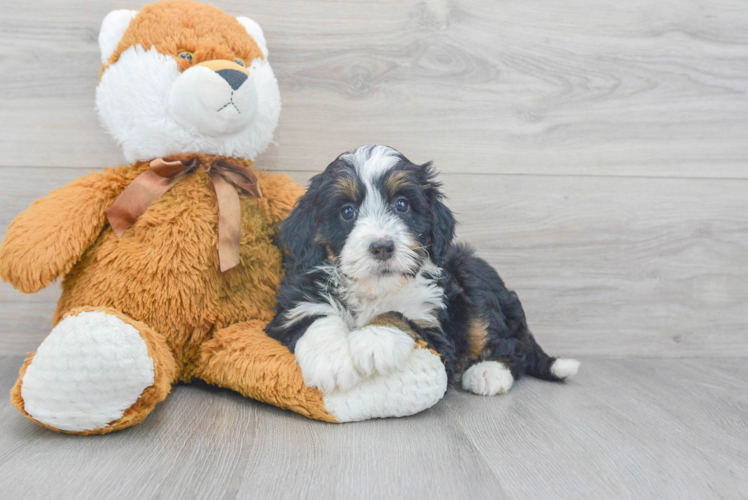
(1, 0, 746, 358)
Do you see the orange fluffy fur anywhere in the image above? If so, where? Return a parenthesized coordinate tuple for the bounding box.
(1, 153, 336, 431)
(105, 1, 264, 72)
(0, 1, 339, 433)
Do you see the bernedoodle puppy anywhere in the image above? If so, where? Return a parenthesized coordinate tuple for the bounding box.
(266, 145, 580, 396)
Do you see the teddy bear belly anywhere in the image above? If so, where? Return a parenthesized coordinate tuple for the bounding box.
(54, 207, 282, 376)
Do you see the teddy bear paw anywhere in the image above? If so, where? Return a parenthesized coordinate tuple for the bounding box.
(20, 311, 155, 432)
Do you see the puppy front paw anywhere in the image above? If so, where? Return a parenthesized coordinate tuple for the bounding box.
(295, 316, 360, 394)
(348, 325, 415, 377)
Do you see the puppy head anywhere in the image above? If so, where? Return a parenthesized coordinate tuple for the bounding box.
(96, 1, 280, 162)
(280, 146, 456, 287)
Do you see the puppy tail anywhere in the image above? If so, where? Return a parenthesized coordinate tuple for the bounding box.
(525, 337, 581, 381)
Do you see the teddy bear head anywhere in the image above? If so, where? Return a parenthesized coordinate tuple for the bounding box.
(96, 1, 280, 163)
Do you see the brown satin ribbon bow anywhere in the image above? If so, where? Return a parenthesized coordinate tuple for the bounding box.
(106, 157, 262, 272)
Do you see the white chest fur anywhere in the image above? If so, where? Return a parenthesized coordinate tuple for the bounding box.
(282, 263, 446, 332)
(340, 266, 446, 329)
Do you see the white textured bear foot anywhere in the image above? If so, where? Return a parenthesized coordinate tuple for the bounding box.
(462, 360, 514, 396)
(20, 311, 155, 432)
(323, 343, 448, 422)
(295, 316, 361, 394)
(348, 325, 415, 377)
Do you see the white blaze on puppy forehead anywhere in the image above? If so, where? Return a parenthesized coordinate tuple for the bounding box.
(337, 145, 421, 282)
(341, 145, 400, 184)
(341, 145, 401, 227)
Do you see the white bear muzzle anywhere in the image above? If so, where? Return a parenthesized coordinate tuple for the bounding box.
(169, 60, 259, 137)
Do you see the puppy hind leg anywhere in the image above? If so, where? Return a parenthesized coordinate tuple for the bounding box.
(460, 314, 575, 394)
(452, 251, 581, 386)
(458, 313, 519, 396)
(477, 296, 579, 383)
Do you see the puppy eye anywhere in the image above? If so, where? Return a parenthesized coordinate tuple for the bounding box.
(178, 51, 193, 64)
(395, 198, 410, 213)
(235, 58, 246, 67)
(340, 205, 357, 221)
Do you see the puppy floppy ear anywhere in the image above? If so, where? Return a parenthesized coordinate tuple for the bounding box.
(278, 180, 324, 274)
(429, 198, 456, 265)
(419, 162, 456, 265)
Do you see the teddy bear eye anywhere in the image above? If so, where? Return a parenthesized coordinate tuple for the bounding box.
(178, 51, 193, 64)
(235, 58, 245, 67)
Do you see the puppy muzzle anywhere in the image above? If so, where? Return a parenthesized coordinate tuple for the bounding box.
(369, 239, 395, 261)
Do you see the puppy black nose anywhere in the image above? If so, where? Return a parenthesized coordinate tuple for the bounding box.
(216, 69, 248, 90)
(369, 239, 395, 261)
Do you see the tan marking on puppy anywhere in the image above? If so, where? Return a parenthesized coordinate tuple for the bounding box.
(312, 235, 338, 263)
(365, 313, 442, 358)
(367, 312, 418, 340)
(333, 176, 361, 201)
(384, 170, 410, 198)
(365, 314, 442, 358)
(414, 339, 440, 358)
(468, 318, 490, 361)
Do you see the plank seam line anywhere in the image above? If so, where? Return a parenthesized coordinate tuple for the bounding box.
(3, 166, 748, 182)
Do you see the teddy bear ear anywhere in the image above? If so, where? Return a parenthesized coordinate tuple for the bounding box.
(236, 16, 269, 58)
(98, 9, 139, 64)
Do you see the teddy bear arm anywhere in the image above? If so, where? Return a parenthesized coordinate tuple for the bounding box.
(257, 172, 307, 225)
(0, 169, 128, 293)
(197, 320, 449, 423)
(196, 320, 339, 422)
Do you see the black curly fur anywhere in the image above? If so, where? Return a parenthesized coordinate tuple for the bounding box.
(266, 146, 563, 385)
(435, 243, 560, 381)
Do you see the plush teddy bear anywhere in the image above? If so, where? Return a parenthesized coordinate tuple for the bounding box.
(0, 0, 447, 434)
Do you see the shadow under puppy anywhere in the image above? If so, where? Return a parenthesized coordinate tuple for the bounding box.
(267, 145, 580, 396)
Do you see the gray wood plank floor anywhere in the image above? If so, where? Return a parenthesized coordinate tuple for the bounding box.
(1, 356, 746, 499)
(1, 0, 747, 358)
(2, 168, 747, 357)
(2, 0, 748, 178)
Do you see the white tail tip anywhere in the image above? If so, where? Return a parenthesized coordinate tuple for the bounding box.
(551, 358, 580, 379)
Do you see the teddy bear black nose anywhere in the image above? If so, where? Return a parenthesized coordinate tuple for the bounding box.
(216, 69, 248, 90)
